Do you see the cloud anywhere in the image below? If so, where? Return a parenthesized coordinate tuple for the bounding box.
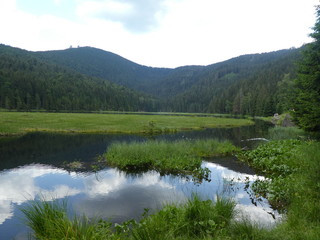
(0, 201, 14, 225)
(0, 164, 80, 224)
(76, 0, 168, 33)
(235, 204, 282, 226)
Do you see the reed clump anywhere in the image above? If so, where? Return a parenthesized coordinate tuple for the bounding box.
(21, 200, 114, 240)
(105, 139, 239, 179)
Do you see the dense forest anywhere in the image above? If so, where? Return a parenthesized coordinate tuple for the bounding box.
(0, 45, 158, 111)
(167, 49, 300, 115)
(0, 43, 302, 116)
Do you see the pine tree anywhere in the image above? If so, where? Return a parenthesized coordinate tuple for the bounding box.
(293, 6, 320, 131)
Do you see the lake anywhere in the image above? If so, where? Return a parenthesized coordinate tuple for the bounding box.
(0, 122, 279, 239)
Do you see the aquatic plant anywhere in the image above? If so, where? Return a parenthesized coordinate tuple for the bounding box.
(131, 195, 236, 239)
(267, 126, 307, 140)
(238, 139, 303, 208)
(106, 139, 239, 181)
(21, 199, 115, 240)
(21, 195, 239, 240)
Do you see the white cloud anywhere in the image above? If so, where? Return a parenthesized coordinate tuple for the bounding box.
(0, 201, 14, 225)
(0, 0, 317, 67)
(0, 165, 79, 224)
(76, 0, 168, 33)
(54, 0, 62, 6)
(40, 185, 81, 200)
(235, 204, 282, 226)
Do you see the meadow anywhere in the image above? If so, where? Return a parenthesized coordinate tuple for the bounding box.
(0, 111, 253, 136)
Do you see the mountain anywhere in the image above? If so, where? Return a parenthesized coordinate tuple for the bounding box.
(36, 47, 172, 94)
(167, 49, 301, 115)
(0, 44, 302, 115)
(0, 44, 158, 111)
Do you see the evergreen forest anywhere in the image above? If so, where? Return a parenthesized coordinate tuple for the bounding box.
(0, 43, 306, 117)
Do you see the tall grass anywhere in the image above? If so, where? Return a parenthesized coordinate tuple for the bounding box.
(21, 199, 115, 240)
(272, 142, 320, 240)
(106, 139, 239, 180)
(22, 195, 242, 240)
(131, 195, 236, 240)
(267, 126, 307, 140)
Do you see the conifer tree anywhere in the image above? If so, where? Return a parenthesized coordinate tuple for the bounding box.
(293, 6, 320, 131)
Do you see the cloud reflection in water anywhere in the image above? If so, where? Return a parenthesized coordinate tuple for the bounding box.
(0, 160, 279, 231)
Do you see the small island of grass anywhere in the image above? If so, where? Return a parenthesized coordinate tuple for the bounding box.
(105, 139, 239, 180)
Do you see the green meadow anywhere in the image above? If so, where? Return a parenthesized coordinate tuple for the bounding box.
(0, 111, 253, 135)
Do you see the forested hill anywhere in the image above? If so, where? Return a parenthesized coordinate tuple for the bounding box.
(167, 49, 302, 115)
(0, 44, 302, 115)
(0, 44, 158, 111)
(37, 47, 172, 93)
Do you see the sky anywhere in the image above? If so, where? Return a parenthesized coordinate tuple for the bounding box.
(0, 0, 318, 68)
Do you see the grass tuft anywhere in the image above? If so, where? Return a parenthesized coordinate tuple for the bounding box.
(106, 139, 239, 181)
(21, 199, 115, 240)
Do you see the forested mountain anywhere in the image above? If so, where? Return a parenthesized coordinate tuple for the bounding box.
(167, 49, 301, 115)
(0, 44, 302, 116)
(0, 44, 158, 111)
(37, 47, 171, 93)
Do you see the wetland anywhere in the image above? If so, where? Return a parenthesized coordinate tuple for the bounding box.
(0, 117, 275, 239)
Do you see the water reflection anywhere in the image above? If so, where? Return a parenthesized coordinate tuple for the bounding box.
(0, 160, 279, 239)
(0, 122, 275, 239)
(0, 121, 270, 171)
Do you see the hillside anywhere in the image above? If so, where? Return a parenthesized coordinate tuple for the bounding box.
(167, 49, 301, 115)
(0, 44, 302, 115)
(37, 47, 172, 93)
(0, 44, 157, 111)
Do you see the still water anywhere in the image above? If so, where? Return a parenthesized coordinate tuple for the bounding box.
(0, 123, 279, 239)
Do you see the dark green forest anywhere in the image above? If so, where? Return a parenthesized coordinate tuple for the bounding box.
(292, 6, 320, 131)
(0, 45, 158, 111)
(0, 43, 302, 116)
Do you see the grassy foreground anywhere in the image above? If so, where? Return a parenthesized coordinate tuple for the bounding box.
(23, 195, 270, 240)
(0, 111, 253, 136)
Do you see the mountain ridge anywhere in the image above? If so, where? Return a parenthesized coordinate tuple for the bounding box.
(0, 44, 302, 115)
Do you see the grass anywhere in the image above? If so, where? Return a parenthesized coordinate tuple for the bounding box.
(22, 195, 277, 240)
(267, 126, 307, 140)
(0, 111, 254, 136)
(272, 142, 320, 240)
(238, 126, 320, 239)
(21, 199, 114, 240)
(105, 139, 239, 180)
(130, 195, 236, 240)
(20, 125, 320, 239)
(22, 195, 256, 240)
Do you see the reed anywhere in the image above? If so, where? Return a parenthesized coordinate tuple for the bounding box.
(106, 139, 239, 180)
(131, 195, 236, 239)
(21, 199, 114, 240)
(267, 126, 307, 140)
(21, 195, 239, 240)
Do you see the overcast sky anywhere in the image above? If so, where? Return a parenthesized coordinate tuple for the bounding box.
(0, 0, 318, 68)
